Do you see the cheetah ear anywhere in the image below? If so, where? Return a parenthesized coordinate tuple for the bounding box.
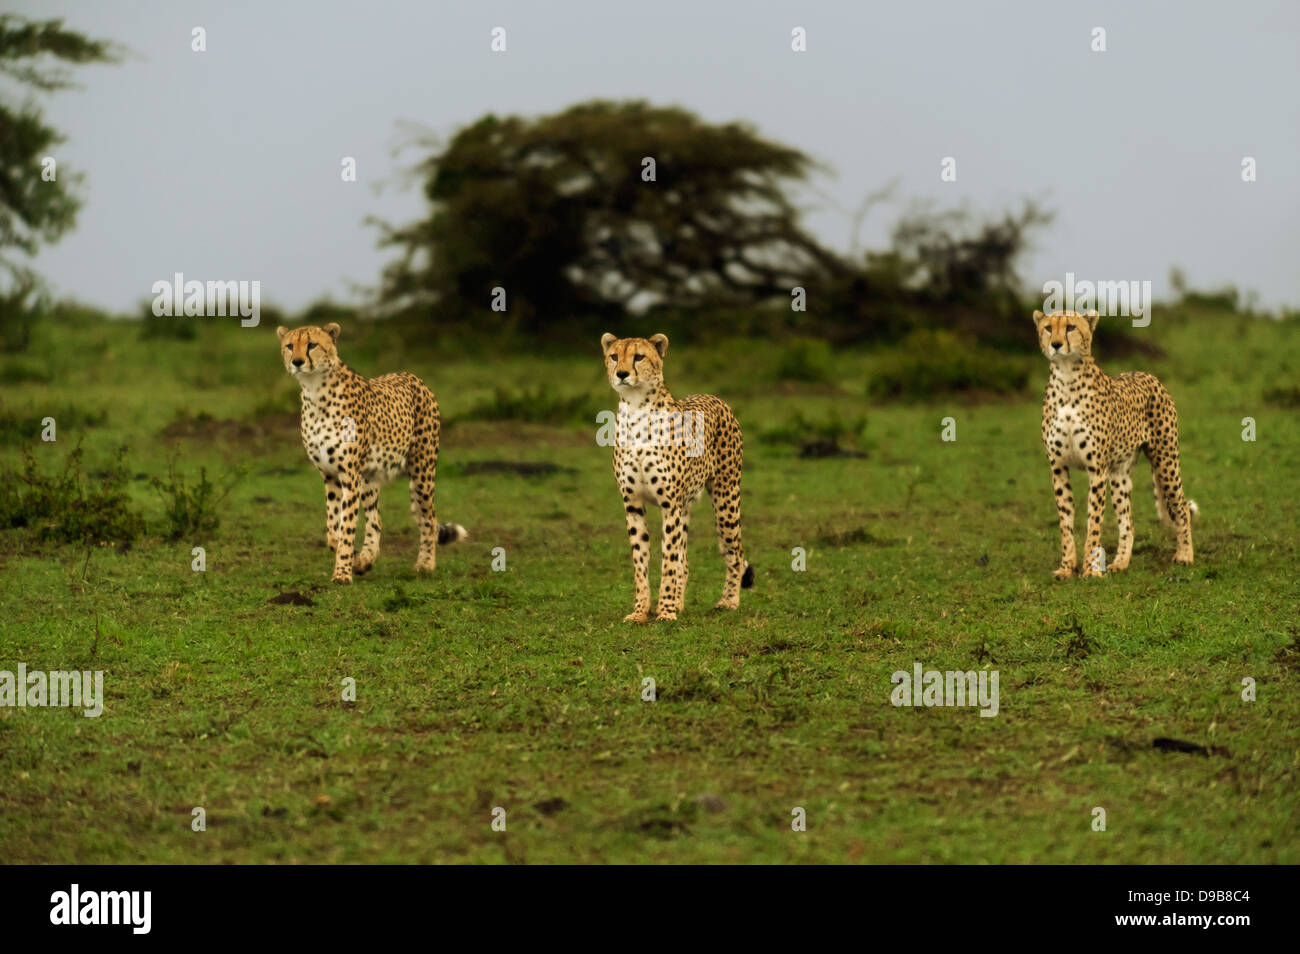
(1084, 309, 1100, 331)
(276, 325, 289, 341)
(1032, 310, 1045, 324)
(323, 322, 341, 342)
(600, 333, 616, 352)
(649, 333, 669, 357)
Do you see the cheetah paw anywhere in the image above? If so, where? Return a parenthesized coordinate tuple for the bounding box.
(1052, 565, 1076, 580)
(623, 611, 650, 624)
(331, 572, 353, 585)
(654, 611, 678, 622)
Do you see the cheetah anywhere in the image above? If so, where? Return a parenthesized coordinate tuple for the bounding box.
(1035, 309, 1198, 579)
(601, 333, 753, 622)
(276, 323, 466, 583)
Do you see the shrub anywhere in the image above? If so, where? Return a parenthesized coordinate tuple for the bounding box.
(1264, 385, 1300, 409)
(454, 385, 598, 425)
(771, 337, 834, 383)
(0, 402, 106, 444)
(0, 446, 145, 545)
(867, 329, 1031, 400)
(760, 409, 868, 449)
(149, 456, 245, 540)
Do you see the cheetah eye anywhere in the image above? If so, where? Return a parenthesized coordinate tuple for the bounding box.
(608, 353, 616, 360)
(1066, 325, 1075, 334)
(307, 342, 316, 351)
(633, 353, 644, 362)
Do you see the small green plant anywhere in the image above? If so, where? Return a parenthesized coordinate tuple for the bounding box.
(0, 445, 145, 545)
(149, 456, 245, 540)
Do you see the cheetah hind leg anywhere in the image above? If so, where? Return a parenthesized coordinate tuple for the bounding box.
(1148, 443, 1198, 566)
(408, 457, 438, 573)
(708, 479, 751, 610)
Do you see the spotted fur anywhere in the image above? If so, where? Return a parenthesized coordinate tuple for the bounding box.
(601, 332, 753, 622)
(277, 323, 466, 583)
(1035, 310, 1197, 579)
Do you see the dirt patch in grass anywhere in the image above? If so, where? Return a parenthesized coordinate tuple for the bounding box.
(455, 460, 576, 477)
(162, 410, 298, 444)
(268, 590, 315, 607)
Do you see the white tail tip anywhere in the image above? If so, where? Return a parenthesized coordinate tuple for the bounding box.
(1188, 500, 1200, 518)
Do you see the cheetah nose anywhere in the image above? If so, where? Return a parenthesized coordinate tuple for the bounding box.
(1051, 341, 1062, 351)
(616, 370, 629, 380)
(292, 358, 305, 367)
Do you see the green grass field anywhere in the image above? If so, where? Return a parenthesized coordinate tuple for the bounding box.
(1, 308, 1297, 863)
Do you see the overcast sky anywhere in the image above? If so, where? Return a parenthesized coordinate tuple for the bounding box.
(11, 0, 1300, 314)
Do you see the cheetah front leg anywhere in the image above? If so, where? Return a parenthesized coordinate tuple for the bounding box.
(1109, 461, 1135, 573)
(623, 504, 652, 623)
(1080, 467, 1108, 578)
(655, 504, 690, 622)
(354, 482, 382, 575)
(1050, 464, 1077, 579)
(323, 474, 341, 550)
(331, 471, 360, 584)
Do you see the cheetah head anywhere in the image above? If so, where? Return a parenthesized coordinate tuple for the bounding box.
(276, 323, 341, 378)
(600, 333, 669, 401)
(1034, 310, 1100, 362)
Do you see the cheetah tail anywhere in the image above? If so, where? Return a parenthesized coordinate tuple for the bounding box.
(437, 522, 469, 544)
(1188, 500, 1200, 519)
(741, 562, 754, 589)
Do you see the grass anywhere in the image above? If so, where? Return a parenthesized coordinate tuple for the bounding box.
(0, 308, 1297, 863)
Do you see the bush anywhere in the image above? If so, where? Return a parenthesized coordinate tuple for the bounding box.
(0, 446, 145, 545)
(761, 409, 868, 448)
(454, 385, 598, 425)
(0, 358, 53, 384)
(867, 329, 1031, 401)
(0, 402, 107, 444)
(150, 456, 245, 540)
(1264, 385, 1300, 409)
(137, 296, 201, 339)
(771, 337, 834, 382)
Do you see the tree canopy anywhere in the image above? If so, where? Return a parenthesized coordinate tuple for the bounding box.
(375, 100, 846, 334)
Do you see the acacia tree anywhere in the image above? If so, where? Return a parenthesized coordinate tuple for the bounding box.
(0, 14, 116, 350)
(374, 100, 847, 334)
